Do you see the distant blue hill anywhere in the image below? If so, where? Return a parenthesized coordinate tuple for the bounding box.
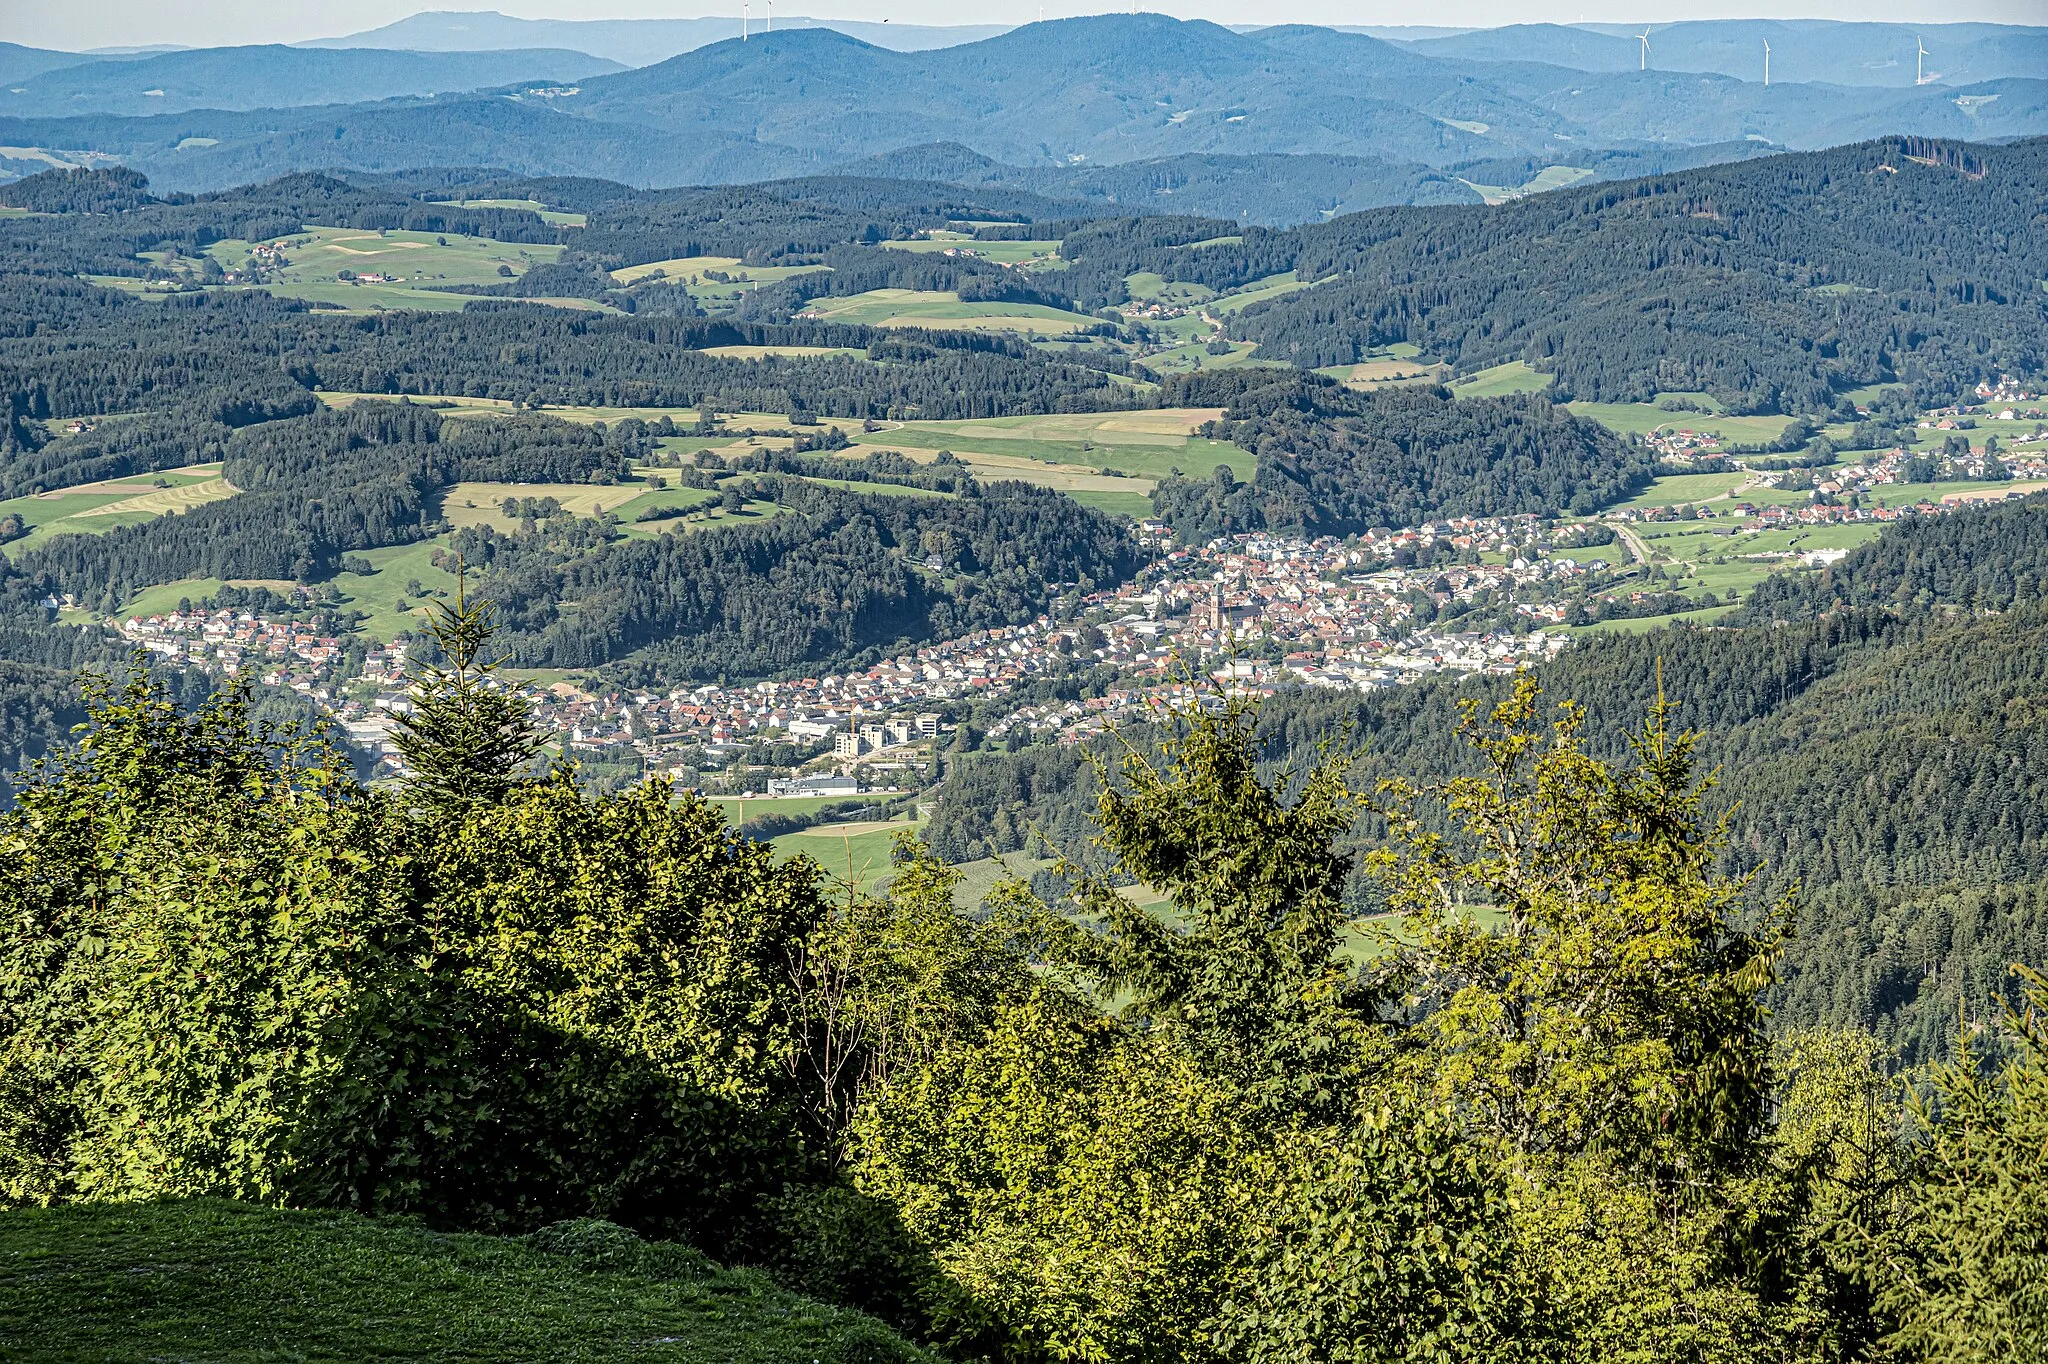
(300, 10, 1011, 63)
(0, 45, 623, 118)
(0, 17, 2041, 199)
(1403, 19, 2047, 89)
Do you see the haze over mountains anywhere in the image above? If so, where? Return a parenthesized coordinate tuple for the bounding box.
(0, 46, 623, 118)
(301, 10, 1012, 62)
(298, 12, 2048, 89)
(0, 13, 2042, 202)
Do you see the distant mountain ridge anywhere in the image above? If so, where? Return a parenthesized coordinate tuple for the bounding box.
(294, 12, 2044, 89)
(299, 10, 1011, 62)
(0, 45, 623, 118)
(0, 16, 2043, 199)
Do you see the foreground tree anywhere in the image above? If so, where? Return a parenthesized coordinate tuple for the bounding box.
(390, 572, 544, 806)
(0, 665, 830, 1256)
(847, 680, 1907, 1362)
(1874, 969, 2048, 1361)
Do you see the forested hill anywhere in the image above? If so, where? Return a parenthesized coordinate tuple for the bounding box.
(7, 137, 2039, 422)
(1738, 491, 2048, 620)
(1148, 370, 1650, 539)
(0, 166, 1083, 276)
(1072, 136, 2048, 413)
(0, 278, 1127, 428)
(453, 476, 1138, 681)
(5, 398, 1137, 687)
(928, 495, 2048, 1067)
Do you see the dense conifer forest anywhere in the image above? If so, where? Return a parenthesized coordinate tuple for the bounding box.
(1148, 370, 1652, 537)
(1066, 136, 2048, 411)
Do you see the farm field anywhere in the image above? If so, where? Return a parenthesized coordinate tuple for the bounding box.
(795, 476, 949, 498)
(1138, 340, 1265, 374)
(1578, 602, 1743, 634)
(796, 289, 1098, 333)
(1452, 361, 1552, 397)
(436, 197, 587, 226)
(1208, 272, 1308, 315)
(1610, 471, 1757, 509)
(1321, 357, 1447, 388)
(607, 255, 828, 290)
(881, 236, 1063, 267)
(120, 574, 300, 621)
(1566, 400, 1803, 445)
(840, 409, 1247, 515)
(858, 408, 1236, 467)
(1125, 272, 1216, 306)
(196, 227, 570, 313)
(1460, 165, 1597, 204)
(0, 466, 235, 550)
(710, 794, 880, 823)
(319, 393, 831, 431)
(697, 344, 865, 360)
(949, 853, 1053, 911)
(772, 817, 924, 888)
(440, 481, 655, 532)
(843, 445, 1161, 504)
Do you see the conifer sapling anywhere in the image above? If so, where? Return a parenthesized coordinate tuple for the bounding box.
(392, 568, 543, 806)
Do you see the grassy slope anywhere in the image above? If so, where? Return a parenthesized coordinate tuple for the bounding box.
(773, 817, 925, 890)
(0, 465, 234, 550)
(0, 1199, 928, 1364)
(797, 289, 1097, 333)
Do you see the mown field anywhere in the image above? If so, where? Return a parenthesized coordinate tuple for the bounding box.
(796, 289, 1098, 334)
(193, 227, 577, 314)
(435, 197, 587, 227)
(1459, 164, 1596, 204)
(772, 817, 925, 888)
(880, 235, 1064, 268)
(1451, 361, 1552, 397)
(0, 466, 235, 551)
(0, 1199, 928, 1363)
(842, 407, 1240, 517)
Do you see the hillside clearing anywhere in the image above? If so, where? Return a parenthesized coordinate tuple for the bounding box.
(0, 466, 234, 549)
(796, 289, 1098, 334)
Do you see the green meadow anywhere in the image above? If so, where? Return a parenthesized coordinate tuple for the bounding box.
(1452, 361, 1552, 397)
(193, 227, 574, 313)
(0, 1199, 927, 1363)
(1208, 272, 1308, 315)
(880, 236, 1064, 267)
(772, 818, 925, 888)
(438, 197, 587, 226)
(0, 466, 234, 551)
(797, 289, 1098, 333)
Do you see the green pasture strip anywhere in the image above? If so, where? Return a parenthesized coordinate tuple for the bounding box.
(0, 1198, 928, 1364)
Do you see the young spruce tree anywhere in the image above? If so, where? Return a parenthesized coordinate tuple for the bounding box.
(392, 570, 543, 806)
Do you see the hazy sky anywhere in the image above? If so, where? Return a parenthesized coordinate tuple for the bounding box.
(12, 0, 2044, 53)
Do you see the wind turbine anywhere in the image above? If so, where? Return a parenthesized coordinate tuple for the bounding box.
(1915, 36, 1931, 85)
(766, 0, 773, 32)
(1762, 37, 1770, 87)
(742, 0, 748, 40)
(1638, 29, 1652, 72)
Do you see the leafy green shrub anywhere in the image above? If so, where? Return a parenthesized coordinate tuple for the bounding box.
(0, 668, 829, 1257)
